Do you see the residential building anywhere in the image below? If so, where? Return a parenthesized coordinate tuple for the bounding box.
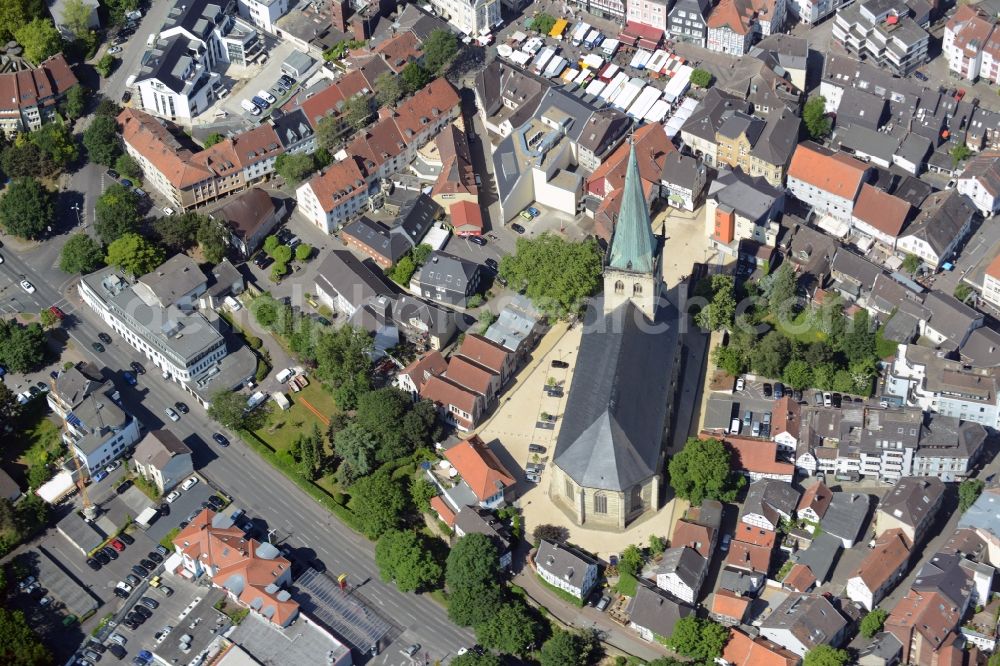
(712, 109, 799, 186)
(791, 533, 842, 585)
(707, 0, 757, 55)
(173, 509, 298, 627)
(832, 0, 930, 76)
(410, 251, 482, 308)
(135, 0, 264, 121)
(654, 547, 708, 604)
(875, 476, 945, 544)
(711, 590, 753, 626)
(943, 5, 1000, 86)
(680, 89, 751, 168)
(957, 152, 1000, 217)
(133, 430, 194, 493)
(897, 190, 976, 270)
(452, 507, 513, 569)
(911, 415, 987, 482)
(48, 363, 142, 473)
(627, 584, 694, 642)
(549, 143, 679, 531)
(797, 481, 833, 524)
(394, 351, 447, 398)
(984, 254, 1000, 309)
(705, 169, 785, 257)
(671, 502, 722, 558)
(721, 628, 799, 666)
(209, 188, 283, 258)
(885, 589, 966, 666)
(721, 435, 795, 481)
(296, 158, 369, 234)
(851, 184, 914, 251)
(741, 479, 800, 531)
(716, 51, 803, 114)
(79, 258, 254, 403)
(454, 333, 515, 386)
(626, 0, 670, 40)
(660, 152, 707, 211)
(535, 539, 599, 600)
(759, 593, 849, 656)
(271, 108, 316, 156)
(0, 469, 19, 503)
(771, 396, 801, 453)
(846, 528, 911, 610)
(718, 566, 766, 595)
(424, 0, 500, 37)
(960, 326, 1000, 368)
(237, 0, 289, 33)
(957, 488, 1000, 565)
(483, 294, 544, 359)
(787, 141, 870, 221)
(783, 563, 818, 593)
(829, 247, 882, 303)
(725, 539, 775, 574)
(420, 374, 485, 431)
(341, 195, 440, 268)
(443, 435, 515, 509)
(313, 249, 393, 318)
(821, 492, 869, 547)
(431, 124, 479, 211)
(668, 0, 712, 46)
(921, 291, 984, 351)
(0, 54, 78, 135)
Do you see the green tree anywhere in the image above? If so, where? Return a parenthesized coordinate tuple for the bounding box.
(105, 233, 165, 276)
(39, 308, 58, 328)
(354, 387, 433, 463)
(539, 629, 596, 666)
(59, 233, 104, 273)
(263, 235, 280, 254)
(14, 18, 62, 65)
(269, 243, 292, 264)
(207, 389, 270, 431)
(412, 243, 432, 265)
(689, 68, 712, 87)
(1, 140, 53, 178)
(668, 437, 746, 504)
(666, 616, 729, 661)
(0, 319, 46, 373)
(0, 178, 53, 239)
(619, 544, 644, 577)
(532, 12, 557, 33)
(274, 152, 316, 184)
(389, 255, 417, 285)
(803, 645, 850, 666)
(410, 477, 438, 513)
(95, 184, 140, 243)
(446, 533, 504, 627)
(197, 218, 228, 264)
(374, 71, 403, 108)
(59, 0, 93, 40)
(83, 114, 121, 166)
(333, 422, 379, 481)
(374, 529, 443, 592)
(950, 143, 972, 166)
(649, 534, 667, 557)
(251, 293, 280, 328)
(29, 118, 77, 167)
(114, 153, 142, 180)
(423, 29, 458, 73)
(154, 211, 204, 250)
(476, 600, 541, 656)
(803, 95, 831, 140)
(695, 274, 736, 331)
(860, 607, 888, 638)
(348, 469, 408, 539)
(96, 54, 117, 78)
(782, 359, 812, 390)
(451, 653, 502, 666)
(400, 62, 431, 95)
(499, 234, 603, 317)
(843, 309, 876, 364)
(712, 344, 749, 377)
(314, 325, 373, 409)
(901, 253, 921, 275)
(343, 94, 372, 129)
(751, 331, 791, 378)
(313, 148, 332, 169)
(0, 607, 52, 665)
(61, 84, 87, 120)
(954, 282, 973, 303)
(295, 243, 312, 261)
(0, 0, 45, 41)
(315, 115, 343, 151)
(0, 382, 22, 423)
(959, 478, 985, 512)
(767, 263, 798, 320)
(203, 132, 225, 147)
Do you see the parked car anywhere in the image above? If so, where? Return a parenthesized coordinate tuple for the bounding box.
(181, 476, 199, 490)
(469, 235, 486, 246)
(762, 383, 773, 398)
(123, 371, 137, 386)
(117, 533, 134, 546)
(914, 70, 929, 81)
(48, 306, 65, 320)
(527, 206, 540, 217)
(93, 469, 109, 483)
(596, 595, 611, 611)
(147, 551, 163, 563)
(108, 645, 126, 660)
(20, 279, 35, 293)
(155, 545, 169, 557)
(721, 534, 732, 551)
(164, 407, 179, 422)
(735, 377, 745, 391)
(115, 480, 132, 495)
(212, 433, 229, 447)
(165, 491, 181, 503)
(518, 210, 533, 221)
(139, 597, 159, 610)
(94, 551, 110, 565)
(140, 558, 156, 571)
(124, 574, 139, 586)
(101, 546, 118, 560)
(130, 361, 145, 374)
(511, 223, 526, 234)
(551, 359, 569, 369)
(774, 382, 784, 399)
(484, 258, 498, 272)
(86, 558, 102, 571)
(823, 391, 832, 407)
(528, 443, 546, 454)
(109, 633, 127, 646)
(131, 565, 149, 578)
(92, 342, 106, 353)
(174, 402, 189, 414)
(98, 332, 113, 344)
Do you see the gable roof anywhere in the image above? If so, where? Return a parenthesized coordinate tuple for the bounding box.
(457, 334, 509, 374)
(723, 435, 796, 479)
(134, 430, 192, 470)
(900, 190, 976, 258)
(443, 435, 515, 502)
(420, 374, 481, 416)
(672, 519, 716, 558)
(537, 539, 595, 585)
(788, 141, 869, 200)
(656, 546, 707, 588)
(445, 355, 498, 396)
(211, 188, 276, 242)
(627, 584, 694, 638)
(725, 539, 773, 573)
(761, 593, 848, 650)
(877, 476, 944, 529)
(314, 249, 393, 307)
(711, 590, 752, 623)
(852, 528, 911, 591)
(398, 351, 447, 392)
(821, 492, 870, 544)
(853, 184, 913, 237)
(723, 628, 800, 666)
(734, 522, 778, 548)
(797, 481, 833, 520)
(784, 563, 817, 593)
(960, 152, 1000, 197)
(742, 479, 801, 524)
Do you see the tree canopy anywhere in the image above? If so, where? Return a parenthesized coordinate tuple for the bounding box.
(539, 629, 596, 666)
(95, 183, 140, 243)
(695, 274, 736, 331)
(154, 211, 205, 250)
(61, 85, 87, 120)
(860, 607, 888, 638)
(446, 533, 504, 627)
(105, 233, 165, 276)
(114, 153, 142, 180)
(1, 140, 53, 178)
(475, 599, 541, 656)
(374, 529, 443, 592)
(353, 388, 435, 463)
(0, 319, 46, 373)
(499, 234, 603, 317)
(0, 178, 54, 239)
(83, 114, 122, 166)
(196, 217, 228, 264)
(803, 95, 831, 140)
(374, 71, 402, 108)
(207, 389, 270, 431)
(451, 653, 502, 666)
(423, 29, 458, 73)
(400, 62, 431, 95)
(532, 12, 557, 33)
(274, 152, 316, 184)
(60, 233, 105, 274)
(803, 645, 850, 666)
(689, 68, 712, 87)
(0, 0, 45, 41)
(665, 616, 729, 661)
(28, 118, 77, 167)
(60, 0, 93, 40)
(314, 325, 374, 409)
(0, 608, 52, 665)
(343, 94, 372, 129)
(959, 478, 985, 512)
(668, 437, 745, 504)
(348, 469, 409, 539)
(14, 18, 62, 65)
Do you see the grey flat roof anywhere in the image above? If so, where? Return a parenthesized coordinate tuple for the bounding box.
(35, 545, 101, 617)
(227, 607, 350, 664)
(820, 492, 869, 544)
(793, 533, 843, 583)
(294, 568, 393, 652)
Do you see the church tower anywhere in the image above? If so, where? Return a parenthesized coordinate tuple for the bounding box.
(603, 141, 662, 320)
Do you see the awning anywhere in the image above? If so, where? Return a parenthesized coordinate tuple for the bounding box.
(619, 21, 664, 49)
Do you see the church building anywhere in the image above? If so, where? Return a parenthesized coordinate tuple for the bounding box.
(549, 142, 680, 531)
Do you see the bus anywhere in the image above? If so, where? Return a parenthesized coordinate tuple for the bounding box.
(549, 18, 569, 40)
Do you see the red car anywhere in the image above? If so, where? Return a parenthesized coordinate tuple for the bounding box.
(48, 306, 65, 320)
(111, 539, 126, 552)
(956, 88, 967, 101)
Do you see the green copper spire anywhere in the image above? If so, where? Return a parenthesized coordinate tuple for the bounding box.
(608, 141, 656, 274)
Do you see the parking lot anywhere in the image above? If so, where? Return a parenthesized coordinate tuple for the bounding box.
(214, 40, 308, 123)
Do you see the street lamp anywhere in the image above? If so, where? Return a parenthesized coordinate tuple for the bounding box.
(71, 204, 82, 227)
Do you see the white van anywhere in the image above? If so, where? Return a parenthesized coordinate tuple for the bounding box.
(730, 418, 741, 435)
(224, 296, 242, 312)
(275, 367, 296, 383)
(258, 89, 276, 104)
(241, 99, 261, 115)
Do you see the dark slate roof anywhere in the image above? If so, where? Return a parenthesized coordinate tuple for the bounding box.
(877, 476, 944, 530)
(271, 109, 313, 149)
(792, 533, 843, 584)
(718, 111, 764, 143)
(831, 248, 882, 291)
(820, 492, 869, 545)
(923, 291, 982, 347)
(911, 551, 975, 607)
(895, 133, 932, 166)
(707, 168, 782, 224)
(752, 108, 799, 167)
(315, 249, 394, 307)
(836, 87, 887, 131)
(342, 217, 411, 264)
(656, 546, 708, 589)
(680, 88, 751, 144)
(960, 326, 1000, 368)
(743, 479, 800, 524)
(553, 297, 677, 492)
(660, 152, 704, 189)
(833, 124, 901, 163)
(417, 251, 480, 293)
(627, 584, 694, 638)
(537, 539, 595, 584)
(138, 35, 195, 93)
(719, 566, 765, 595)
(162, 0, 224, 39)
(891, 175, 934, 205)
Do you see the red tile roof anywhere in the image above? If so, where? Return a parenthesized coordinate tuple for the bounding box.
(450, 200, 484, 236)
(672, 519, 715, 558)
(399, 351, 448, 392)
(430, 495, 456, 527)
(712, 590, 752, 623)
(118, 108, 210, 189)
(374, 32, 423, 72)
(445, 355, 497, 397)
(987, 252, 1000, 281)
(734, 522, 777, 548)
(707, 0, 755, 34)
(722, 628, 799, 666)
(0, 54, 78, 115)
(725, 539, 773, 573)
(444, 435, 515, 503)
(420, 374, 481, 427)
(457, 334, 509, 374)
(797, 481, 833, 519)
(304, 157, 367, 214)
(788, 142, 869, 201)
(853, 184, 913, 237)
(717, 434, 796, 478)
(784, 563, 816, 592)
(851, 528, 910, 591)
(392, 78, 460, 144)
(770, 396, 801, 439)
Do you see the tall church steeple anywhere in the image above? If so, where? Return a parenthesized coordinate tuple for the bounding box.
(604, 141, 662, 320)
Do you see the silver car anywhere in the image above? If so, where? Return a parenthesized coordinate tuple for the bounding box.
(165, 407, 179, 422)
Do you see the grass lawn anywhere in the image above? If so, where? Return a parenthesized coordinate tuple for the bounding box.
(875, 325, 898, 358)
(536, 573, 585, 607)
(252, 381, 339, 454)
(614, 571, 638, 597)
(772, 309, 826, 344)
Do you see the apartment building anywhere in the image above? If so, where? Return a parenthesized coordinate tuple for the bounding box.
(874, 476, 945, 544)
(655, 546, 708, 604)
(133, 430, 194, 493)
(48, 363, 142, 474)
(896, 190, 976, 270)
(832, 0, 930, 76)
(237, 0, 289, 33)
(0, 54, 78, 135)
(759, 593, 849, 657)
(704, 168, 784, 256)
(845, 528, 911, 610)
(957, 152, 1000, 217)
(707, 0, 786, 55)
(850, 184, 914, 251)
(535, 539, 599, 600)
(668, 0, 712, 46)
(944, 4, 1000, 86)
(425, 0, 500, 37)
(984, 254, 1000, 309)
(787, 141, 870, 221)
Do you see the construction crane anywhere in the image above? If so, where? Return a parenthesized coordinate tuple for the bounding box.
(53, 372, 96, 519)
